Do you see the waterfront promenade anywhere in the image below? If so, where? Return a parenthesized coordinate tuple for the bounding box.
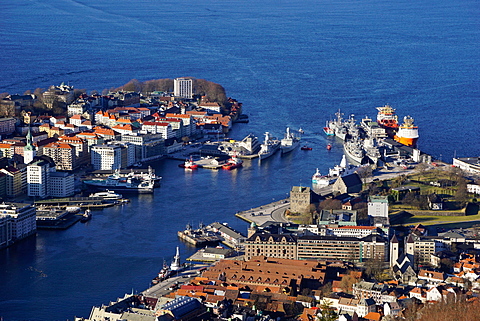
(235, 199, 290, 225)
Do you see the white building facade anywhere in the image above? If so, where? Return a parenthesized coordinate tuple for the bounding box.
(0, 202, 36, 242)
(49, 172, 75, 197)
(91, 143, 135, 170)
(27, 159, 51, 198)
(174, 78, 193, 99)
(368, 196, 389, 218)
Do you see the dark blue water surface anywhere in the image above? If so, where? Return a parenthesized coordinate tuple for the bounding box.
(0, 0, 479, 320)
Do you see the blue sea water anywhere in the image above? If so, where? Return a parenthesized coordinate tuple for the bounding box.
(0, 0, 479, 320)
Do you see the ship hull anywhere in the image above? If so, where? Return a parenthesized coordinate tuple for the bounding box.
(83, 181, 154, 194)
(323, 127, 335, 136)
(343, 144, 364, 165)
(394, 135, 418, 147)
(280, 139, 300, 154)
(259, 148, 279, 159)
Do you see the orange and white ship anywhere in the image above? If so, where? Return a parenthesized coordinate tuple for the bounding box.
(394, 115, 419, 147)
(376, 105, 399, 130)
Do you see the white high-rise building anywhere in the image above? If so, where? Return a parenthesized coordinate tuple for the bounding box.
(27, 156, 75, 198)
(91, 142, 135, 170)
(174, 78, 193, 99)
(27, 158, 53, 198)
(91, 144, 123, 170)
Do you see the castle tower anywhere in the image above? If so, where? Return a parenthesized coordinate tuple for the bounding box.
(23, 127, 36, 164)
(289, 186, 311, 214)
(389, 234, 399, 267)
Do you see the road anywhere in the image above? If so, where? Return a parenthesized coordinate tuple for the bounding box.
(235, 199, 290, 226)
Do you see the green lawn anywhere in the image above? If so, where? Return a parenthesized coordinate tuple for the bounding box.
(403, 212, 480, 226)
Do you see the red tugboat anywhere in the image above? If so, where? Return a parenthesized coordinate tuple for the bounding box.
(179, 157, 198, 170)
(301, 145, 312, 151)
(222, 154, 243, 170)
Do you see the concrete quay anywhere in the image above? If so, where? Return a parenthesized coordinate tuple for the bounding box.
(235, 199, 290, 226)
(141, 264, 209, 298)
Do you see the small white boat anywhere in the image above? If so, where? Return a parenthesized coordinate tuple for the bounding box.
(80, 209, 92, 223)
(66, 206, 81, 214)
(89, 190, 123, 200)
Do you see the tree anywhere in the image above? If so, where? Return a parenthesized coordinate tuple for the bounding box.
(415, 295, 480, 321)
(439, 258, 453, 273)
(317, 300, 337, 321)
(455, 177, 468, 204)
(402, 192, 417, 206)
(339, 271, 360, 293)
(318, 199, 342, 210)
(415, 162, 430, 176)
(353, 202, 368, 221)
(391, 175, 407, 187)
(358, 165, 373, 185)
(122, 79, 142, 92)
(364, 258, 387, 281)
(73, 88, 86, 99)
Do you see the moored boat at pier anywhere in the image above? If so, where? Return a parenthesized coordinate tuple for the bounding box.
(343, 136, 366, 164)
(394, 115, 419, 147)
(82, 171, 155, 194)
(258, 132, 280, 159)
(222, 154, 243, 170)
(280, 127, 301, 153)
(323, 121, 335, 136)
(376, 104, 399, 132)
(89, 190, 123, 200)
(179, 157, 199, 170)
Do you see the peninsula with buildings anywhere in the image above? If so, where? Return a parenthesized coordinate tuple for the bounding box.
(1, 79, 480, 320)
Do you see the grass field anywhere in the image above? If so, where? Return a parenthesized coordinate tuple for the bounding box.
(403, 213, 480, 225)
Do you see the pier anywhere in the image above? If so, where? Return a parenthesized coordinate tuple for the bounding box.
(34, 197, 121, 209)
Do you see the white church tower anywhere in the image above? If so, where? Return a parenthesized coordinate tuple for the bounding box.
(23, 127, 36, 164)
